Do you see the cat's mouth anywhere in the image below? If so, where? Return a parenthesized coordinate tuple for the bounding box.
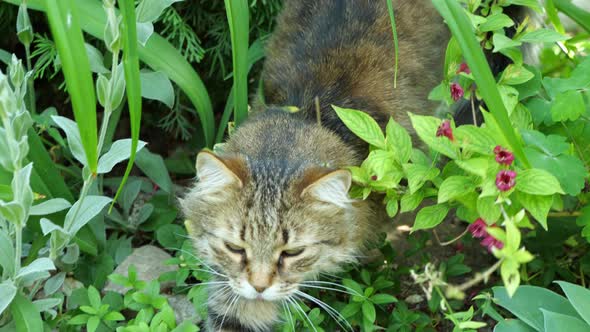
(230, 279, 298, 302)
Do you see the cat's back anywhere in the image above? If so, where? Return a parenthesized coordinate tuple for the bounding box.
(260, 0, 449, 145)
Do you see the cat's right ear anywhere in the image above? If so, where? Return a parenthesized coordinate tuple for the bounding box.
(196, 151, 247, 190)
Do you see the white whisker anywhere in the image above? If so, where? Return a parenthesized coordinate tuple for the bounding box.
(295, 290, 353, 332)
(287, 297, 317, 332)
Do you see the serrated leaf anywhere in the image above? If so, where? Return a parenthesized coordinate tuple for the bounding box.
(412, 204, 450, 231)
(386, 118, 412, 164)
(403, 163, 440, 194)
(400, 189, 424, 213)
(408, 113, 457, 158)
(516, 192, 552, 230)
(551, 90, 585, 122)
(455, 158, 489, 178)
(333, 106, 386, 149)
(477, 196, 501, 223)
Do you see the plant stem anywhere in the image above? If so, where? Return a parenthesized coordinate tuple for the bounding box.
(24, 43, 36, 115)
(456, 259, 503, 292)
(14, 225, 22, 278)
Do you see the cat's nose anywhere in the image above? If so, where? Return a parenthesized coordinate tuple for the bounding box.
(249, 271, 272, 293)
(253, 285, 268, 293)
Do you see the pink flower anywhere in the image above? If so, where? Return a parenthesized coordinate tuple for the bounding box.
(457, 62, 471, 74)
(436, 120, 454, 141)
(496, 170, 516, 192)
(468, 218, 488, 238)
(450, 83, 464, 102)
(481, 234, 504, 252)
(371, 175, 378, 181)
(494, 146, 515, 166)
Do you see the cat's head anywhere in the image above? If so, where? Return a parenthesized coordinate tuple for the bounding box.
(181, 151, 364, 302)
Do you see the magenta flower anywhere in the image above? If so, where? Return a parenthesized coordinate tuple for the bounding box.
(496, 170, 516, 192)
(481, 234, 504, 252)
(436, 120, 454, 141)
(494, 146, 515, 166)
(457, 62, 471, 74)
(468, 218, 488, 238)
(450, 83, 464, 102)
(371, 175, 378, 181)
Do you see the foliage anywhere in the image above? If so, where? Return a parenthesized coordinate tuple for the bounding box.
(0, 0, 589, 331)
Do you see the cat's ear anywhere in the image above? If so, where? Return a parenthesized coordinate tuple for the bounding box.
(196, 151, 247, 190)
(300, 169, 352, 208)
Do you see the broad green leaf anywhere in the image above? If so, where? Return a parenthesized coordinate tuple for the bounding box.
(455, 158, 489, 178)
(455, 125, 497, 155)
(493, 286, 581, 331)
(362, 301, 376, 323)
(17, 257, 55, 279)
(550, 90, 585, 122)
(386, 118, 412, 164)
(29, 198, 71, 216)
(517, 29, 569, 43)
(492, 33, 522, 52)
(136, 0, 181, 23)
(412, 204, 450, 231)
(88, 286, 101, 309)
(477, 196, 501, 224)
(408, 113, 457, 158)
(438, 176, 477, 203)
(44, 272, 66, 296)
(139, 70, 175, 108)
(403, 163, 440, 194)
(516, 169, 565, 195)
(479, 13, 514, 32)
(85, 43, 109, 74)
(493, 319, 536, 332)
(400, 189, 424, 213)
(97, 139, 147, 174)
(225, 0, 249, 127)
(499, 65, 534, 86)
(10, 292, 43, 332)
(87, 316, 100, 332)
(0, 230, 15, 276)
(541, 309, 590, 332)
(0, 280, 17, 315)
(64, 196, 112, 236)
(555, 281, 590, 326)
(370, 294, 398, 304)
(542, 57, 590, 99)
(516, 192, 552, 230)
(156, 224, 186, 249)
(334, 106, 386, 149)
(51, 115, 87, 166)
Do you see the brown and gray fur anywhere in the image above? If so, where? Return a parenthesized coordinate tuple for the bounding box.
(181, 1, 448, 331)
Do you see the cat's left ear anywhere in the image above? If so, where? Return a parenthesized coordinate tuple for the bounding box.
(299, 169, 352, 208)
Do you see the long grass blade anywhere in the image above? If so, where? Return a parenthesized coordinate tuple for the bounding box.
(431, 0, 530, 168)
(554, 0, 590, 33)
(44, 0, 98, 171)
(216, 38, 266, 143)
(224, 0, 250, 126)
(5, 0, 216, 147)
(385, 0, 399, 88)
(113, 0, 142, 206)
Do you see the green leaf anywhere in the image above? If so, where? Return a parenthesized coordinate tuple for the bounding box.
(550, 90, 586, 122)
(156, 224, 187, 249)
(371, 294, 398, 304)
(541, 309, 590, 332)
(455, 158, 489, 178)
(493, 286, 582, 331)
(438, 176, 476, 203)
(333, 106, 386, 149)
(555, 281, 590, 326)
(104, 311, 125, 321)
(517, 29, 569, 43)
(10, 293, 43, 332)
(87, 316, 100, 332)
(0, 230, 15, 277)
(225, 0, 249, 126)
(516, 192, 552, 230)
(400, 189, 424, 213)
(64, 196, 112, 236)
(386, 118, 412, 164)
(87, 286, 102, 309)
(0, 280, 17, 316)
(477, 196, 501, 224)
(516, 169, 565, 195)
(479, 13, 514, 32)
(493, 33, 522, 52)
(45, 0, 98, 172)
(136, 0, 181, 23)
(499, 65, 534, 85)
(362, 301, 376, 323)
(16, 257, 55, 279)
(29, 198, 71, 216)
(554, 0, 590, 33)
(139, 70, 175, 108)
(455, 125, 497, 155)
(135, 148, 172, 193)
(403, 163, 440, 194)
(97, 139, 147, 174)
(493, 319, 536, 332)
(431, 0, 530, 168)
(408, 113, 457, 158)
(412, 204, 450, 232)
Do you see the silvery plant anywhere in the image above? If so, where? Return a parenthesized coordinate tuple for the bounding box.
(0, 54, 144, 325)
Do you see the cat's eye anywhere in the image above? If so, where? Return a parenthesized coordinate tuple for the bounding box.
(225, 242, 245, 254)
(281, 248, 305, 257)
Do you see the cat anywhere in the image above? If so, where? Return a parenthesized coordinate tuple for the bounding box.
(180, 1, 449, 331)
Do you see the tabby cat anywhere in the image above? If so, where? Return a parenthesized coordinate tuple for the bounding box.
(181, 1, 449, 331)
